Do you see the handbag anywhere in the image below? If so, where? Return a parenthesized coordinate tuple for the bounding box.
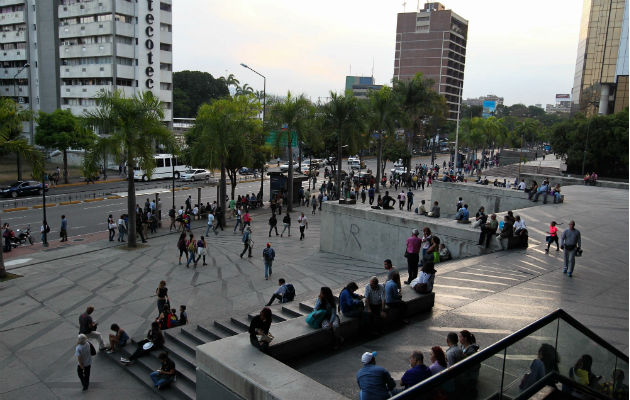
(305, 309, 327, 328)
(89, 341, 96, 356)
(545, 235, 552, 243)
(404, 250, 409, 258)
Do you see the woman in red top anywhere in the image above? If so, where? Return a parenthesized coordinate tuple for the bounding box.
(545, 221, 559, 252)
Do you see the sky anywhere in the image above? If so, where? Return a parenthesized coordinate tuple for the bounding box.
(173, 0, 583, 107)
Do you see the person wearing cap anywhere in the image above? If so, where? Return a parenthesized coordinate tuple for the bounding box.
(75, 334, 92, 391)
(240, 225, 253, 258)
(356, 351, 396, 400)
(404, 229, 421, 284)
(262, 242, 275, 280)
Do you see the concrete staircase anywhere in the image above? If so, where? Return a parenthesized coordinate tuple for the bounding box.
(485, 163, 561, 179)
(104, 299, 313, 399)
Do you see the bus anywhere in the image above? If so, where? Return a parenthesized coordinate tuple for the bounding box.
(133, 154, 188, 181)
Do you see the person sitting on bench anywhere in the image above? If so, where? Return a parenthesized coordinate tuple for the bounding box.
(410, 261, 436, 294)
(454, 204, 470, 222)
(381, 191, 396, 210)
(428, 201, 440, 218)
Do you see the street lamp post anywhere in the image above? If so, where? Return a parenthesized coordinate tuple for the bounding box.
(240, 63, 267, 199)
(13, 63, 30, 182)
(41, 177, 48, 247)
(453, 82, 462, 169)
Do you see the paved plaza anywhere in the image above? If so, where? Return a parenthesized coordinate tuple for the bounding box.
(0, 177, 627, 399)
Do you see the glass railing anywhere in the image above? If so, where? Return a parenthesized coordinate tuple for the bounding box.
(390, 309, 629, 400)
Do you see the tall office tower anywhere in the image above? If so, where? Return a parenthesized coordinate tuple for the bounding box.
(572, 0, 628, 115)
(0, 0, 173, 142)
(394, 2, 468, 121)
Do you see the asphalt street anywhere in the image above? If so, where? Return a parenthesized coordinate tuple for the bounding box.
(1, 154, 451, 240)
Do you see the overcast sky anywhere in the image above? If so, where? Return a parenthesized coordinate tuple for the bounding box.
(173, 0, 582, 106)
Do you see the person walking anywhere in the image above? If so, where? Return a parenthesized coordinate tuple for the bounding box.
(155, 281, 169, 315)
(185, 233, 197, 268)
(75, 334, 92, 391)
(545, 221, 560, 253)
(60, 215, 68, 242)
(240, 226, 253, 258)
(281, 212, 291, 237)
(262, 242, 275, 280)
(268, 213, 279, 237)
(136, 209, 147, 243)
(177, 232, 187, 265)
(404, 229, 421, 284)
(168, 207, 177, 231)
(560, 220, 581, 277)
(117, 215, 126, 242)
(233, 209, 242, 233)
(196, 236, 208, 266)
(40, 220, 50, 244)
(107, 214, 116, 241)
(298, 212, 308, 241)
(311, 195, 318, 215)
(406, 190, 414, 212)
(205, 212, 217, 236)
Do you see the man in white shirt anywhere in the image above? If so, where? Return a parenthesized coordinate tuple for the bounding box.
(514, 215, 527, 233)
(517, 180, 526, 190)
(205, 212, 217, 236)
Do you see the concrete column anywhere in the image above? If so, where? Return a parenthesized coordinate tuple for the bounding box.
(599, 84, 610, 114)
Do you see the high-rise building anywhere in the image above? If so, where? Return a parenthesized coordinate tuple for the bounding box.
(571, 0, 628, 115)
(394, 2, 468, 121)
(345, 76, 382, 99)
(0, 0, 173, 142)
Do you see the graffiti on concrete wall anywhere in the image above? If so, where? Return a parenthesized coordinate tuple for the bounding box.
(343, 223, 361, 250)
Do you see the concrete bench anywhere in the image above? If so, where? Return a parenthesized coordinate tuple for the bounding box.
(267, 287, 435, 363)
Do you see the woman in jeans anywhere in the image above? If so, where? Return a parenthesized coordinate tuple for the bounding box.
(107, 214, 116, 241)
(314, 287, 343, 349)
(155, 280, 169, 316)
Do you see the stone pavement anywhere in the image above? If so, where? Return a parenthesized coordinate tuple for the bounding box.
(292, 184, 629, 399)
(0, 196, 395, 400)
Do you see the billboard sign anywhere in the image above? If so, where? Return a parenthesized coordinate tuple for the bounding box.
(555, 94, 570, 99)
(482, 100, 496, 118)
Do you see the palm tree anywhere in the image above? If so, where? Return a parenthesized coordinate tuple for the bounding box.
(0, 100, 44, 278)
(269, 92, 311, 211)
(367, 86, 396, 193)
(236, 83, 254, 96)
(84, 90, 174, 248)
(321, 92, 364, 199)
(219, 73, 240, 95)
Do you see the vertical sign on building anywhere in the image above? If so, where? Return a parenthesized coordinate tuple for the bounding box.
(144, 0, 155, 91)
(482, 100, 496, 118)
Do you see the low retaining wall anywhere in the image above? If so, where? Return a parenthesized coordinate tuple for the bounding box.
(430, 181, 534, 219)
(520, 173, 629, 190)
(319, 201, 501, 268)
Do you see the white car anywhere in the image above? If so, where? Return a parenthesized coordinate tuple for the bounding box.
(279, 162, 299, 173)
(347, 157, 359, 165)
(180, 169, 211, 181)
(390, 167, 407, 175)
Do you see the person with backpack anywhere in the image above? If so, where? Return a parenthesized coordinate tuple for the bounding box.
(177, 232, 187, 265)
(266, 278, 295, 306)
(262, 242, 276, 280)
(168, 207, 176, 231)
(185, 233, 197, 268)
(281, 212, 291, 237)
(40, 220, 50, 244)
(268, 213, 279, 237)
(240, 226, 253, 258)
(107, 214, 116, 241)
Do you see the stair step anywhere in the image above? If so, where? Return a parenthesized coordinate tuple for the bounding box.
(143, 350, 196, 387)
(281, 304, 304, 318)
(164, 330, 199, 354)
(162, 332, 198, 370)
(230, 317, 250, 331)
(180, 326, 209, 345)
(104, 346, 194, 400)
(299, 300, 316, 312)
(196, 324, 227, 341)
(213, 320, 241, 336)
(248, 310, 287, 323)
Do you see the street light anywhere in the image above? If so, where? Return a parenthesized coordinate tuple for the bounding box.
(454, 81, 462, 169)
(239, 63, 266, 127)
(13, 63, 30, 181)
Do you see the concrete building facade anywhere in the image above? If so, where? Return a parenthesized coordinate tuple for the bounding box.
(572, 0, 629, 115)
(394, 2, 468, 121)
(0, 0, 173, 142)
(463, 94, 504, 108)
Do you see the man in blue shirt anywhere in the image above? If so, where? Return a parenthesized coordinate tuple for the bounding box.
(385, 271, 407, 323)
(454, 204, 470, 222)
(60, 215, 68, 242)
(357, 351, 396, 400)
(400, 351, 432, 389)
(532, 180, 550, 203)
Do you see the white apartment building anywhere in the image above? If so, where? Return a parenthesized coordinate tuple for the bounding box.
(0, 0, 173, 142)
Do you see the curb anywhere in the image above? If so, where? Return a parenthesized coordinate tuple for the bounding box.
(53, 178, 126, 188)
(59, 200, 82, 206)
(32, 203, 57, 209)
(3, 207, 29, 212)
(84, 198, 105, 203)
(107, 195, 122, 199)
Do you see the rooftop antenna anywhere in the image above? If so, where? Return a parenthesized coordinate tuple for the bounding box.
(371, 57, 374, 79)
(402, 1, 407, 12)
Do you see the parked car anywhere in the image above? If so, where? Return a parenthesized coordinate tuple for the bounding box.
(180, 169, 211, 181)
(300, 165, 320, 176)
(390, 167, 407, 175)
(238, 167, 255, 175)
(1, 181, 48, 198)
(279, 162, 299, 173)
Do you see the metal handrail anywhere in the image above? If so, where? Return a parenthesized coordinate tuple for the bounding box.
(390, 308, 628, 399)
(515, 372, 612, 400)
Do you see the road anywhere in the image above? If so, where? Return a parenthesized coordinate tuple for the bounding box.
(1, 154, 452, 240)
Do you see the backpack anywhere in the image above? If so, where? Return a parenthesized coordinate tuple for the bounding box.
(283, 215, 290, 224)
(45, 224, 50, 234)
(283, 284, 295, 302)
(187, 240, 196, 251)
(168, 208, 175, 218)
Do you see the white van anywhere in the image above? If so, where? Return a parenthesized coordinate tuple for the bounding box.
(133, 154, 188, 181)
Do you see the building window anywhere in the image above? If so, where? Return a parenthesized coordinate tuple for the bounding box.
(160, 3, 172, 12)
(159, 43, 171, 51)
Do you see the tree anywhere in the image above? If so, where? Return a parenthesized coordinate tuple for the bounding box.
(173, 70, 229, 117)
(35, 109, 96, 184)
(0, 97, 33, 181)
(84, 90, 174, 248)
(393, 73, 444, 172)
(320, 92, 365, 199)
(0, 99, 44, 279)
(367, 86, 396, 192)
(188, 95, 262, 224)
(269, 92, 312, 210)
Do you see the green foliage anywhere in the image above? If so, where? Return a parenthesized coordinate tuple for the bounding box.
(549, 108, 628, 178)
(0, 98, 43, 179)
(173, 70, 229, 117)
(83, 90, 175, 247)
